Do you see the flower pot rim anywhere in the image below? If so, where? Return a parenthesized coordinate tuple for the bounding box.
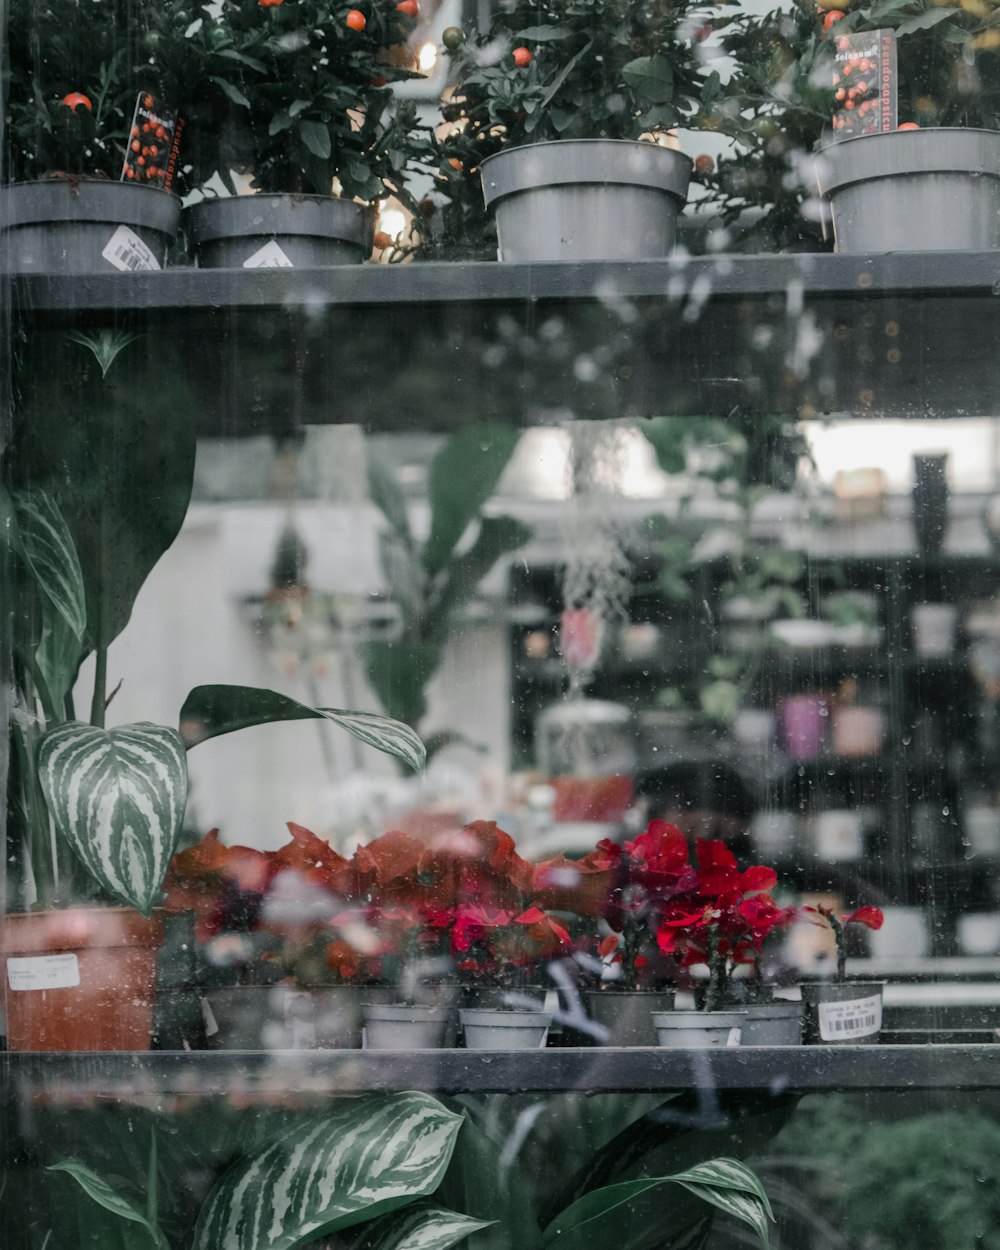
(362, 1001, 451, 1019)
(459, 1007, 553, 1026)
(186, 191, 373, 246)
(0, 179, 181, 230)
(481, 137, 692, 204)
(651, 1008, 747, 1025)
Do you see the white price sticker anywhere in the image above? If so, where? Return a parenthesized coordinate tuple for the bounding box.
(7, 953, 80, 991)
(726, 1027, 742, 1047)
(817, 993, 882, 1041)
(243, 240, 294, 268)
(101, 225, 161, 272)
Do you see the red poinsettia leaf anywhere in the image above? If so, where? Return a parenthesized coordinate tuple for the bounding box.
(274, 822, 357, 896)
(634, 954, 649, 967)
(843, 905, 884, 930)
(514, 906, 545, 924)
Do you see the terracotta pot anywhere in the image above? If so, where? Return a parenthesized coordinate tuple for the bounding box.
(2, 908, 164, 1051)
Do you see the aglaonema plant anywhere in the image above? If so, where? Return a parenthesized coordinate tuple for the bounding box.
(4, 332, 424, 916)
(47, 1089, 775, 1250)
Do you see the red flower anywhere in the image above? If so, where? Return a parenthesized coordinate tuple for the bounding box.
(695, 839, 777, 897)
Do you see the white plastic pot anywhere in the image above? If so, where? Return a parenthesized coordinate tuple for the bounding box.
(459, 1007, 552, 1050)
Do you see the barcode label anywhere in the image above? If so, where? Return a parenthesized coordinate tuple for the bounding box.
(818, 993, 882, 1041)
(101, 225, 160, 272)
(243, 240, 294, 269)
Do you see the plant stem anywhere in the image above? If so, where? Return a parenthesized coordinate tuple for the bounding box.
(705, 923, 725, 1012)
(89, 643, 107, 728)
(829, 913, 847, 982)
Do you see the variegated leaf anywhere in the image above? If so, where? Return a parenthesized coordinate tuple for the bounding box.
(179, 685, 426, 773)
(543, 1157, 773, 1250)
(667, 1158, 774, 1220)
(673, 1182, 770, 1250)
(354, 1203, 495, 1250)
(13, 487, 86, 640)
(37, 721, 188, 915)
(48, 1159, 167, 1248)
(193, 1093, 465, 1250)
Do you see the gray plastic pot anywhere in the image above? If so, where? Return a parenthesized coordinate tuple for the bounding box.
(652, 1008, 746, 1049)
(460, 1007, 552, 1050)
(0, 179, 180, 273)
(800, 981, 884, 1045)
(186, 193, 374, 268)
(816, 128, 1000, 252)
(739, 1001, 803, 1047)
(584, 989, 675, 1046)
(480, 139, 692, 263)
(362, 1001, 455, 1049)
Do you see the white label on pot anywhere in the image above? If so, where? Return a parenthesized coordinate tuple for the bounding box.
(101, 225, 161, 271)
(817, 994, 882, 1041)
(726, 1027, 742, 1047)
(7, 953, 80, 991)
(243, 240, 294, 268)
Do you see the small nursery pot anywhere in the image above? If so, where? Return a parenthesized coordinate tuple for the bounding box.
(460, 1007, 552, 1050)
(652, 1009, 746, 1049)
(800, 981, 884, 1045)
(739, 1001, 803, 1047)
(362, 1001, 454, 1050)
(186, 193, 374, 268)
(584, 989, 675, 1046)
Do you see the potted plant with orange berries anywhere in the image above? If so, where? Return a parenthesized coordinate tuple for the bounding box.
(440, 0, 710, 262)
(1, 0, 182, 271)
(708, 0, 1000, 253)
(143, 0, 437, 267)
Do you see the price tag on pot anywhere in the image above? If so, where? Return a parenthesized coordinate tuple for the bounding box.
(7, 953, 80, 991)
(831, 29, 896, 139)
(817, 993, 882, 1040)
(102, 226, 161, 272)
(243, 241, 295, 269)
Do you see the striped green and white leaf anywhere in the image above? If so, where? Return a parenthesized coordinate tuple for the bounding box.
(48, 1158, 169, 1250)
(37, 721, 188, 915)
(354, 1203, 495, 1250)
(543, 1157, 773, 1250)
(193, 1093, 465, 1250)
(180, 685, 425, 773)
(9, 487, 87, 711)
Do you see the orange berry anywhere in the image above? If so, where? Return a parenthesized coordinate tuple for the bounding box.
(373, 230, 393, 249)
(822, 9, 844, 28)
(448, 157, 463, 170)
(512, 46, 531, 67)
(396, 0, 418, 15)
(898, 121, 920, 130)
(693, 153, 714, 175)
(131, 140, 140, 151)
(142, 94, 154, 108)
(61, 92, 92, 112)
(346, 9, 366, 30)
(370, 74, 388, 86)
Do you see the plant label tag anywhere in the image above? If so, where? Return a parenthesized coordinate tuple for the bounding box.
(818, 993, 882, 1040)
(831, 29, 897, 139)
(726, 1027, 742, 1047)
(7, 953, 80, 991)
(102, 225, 161, 272)
(243, 241, 294, 268)
(121, 93, 184, 190)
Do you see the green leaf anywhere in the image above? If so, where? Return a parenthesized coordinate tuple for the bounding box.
(11, 487, 85, 641)
(48, 1159, 163, 1246)
(543, 1160, 772, 1250)
(421, 425, 521, 577)
(534, 40, 593, 117)
(514, 24, 571, 39)
(179, 684, 426, 773)
(895, 7, 959, 34)
(299, 118, 332, 159)
(269, 109, 294, 136)
(193, 1093, 465, 1250)
(208, 75, 251, 107)
(289, 98, 311, 116)
(426, 515, 530, 642)
(12, 333, 198, 656)
(368, 452, 414, 548)
(37, 721, 188, 914)
(355, 1204, 496, 1250)
(217, 46, 267, 71)
(621, 55, 674, 104)
(362, 640, 439, 733)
